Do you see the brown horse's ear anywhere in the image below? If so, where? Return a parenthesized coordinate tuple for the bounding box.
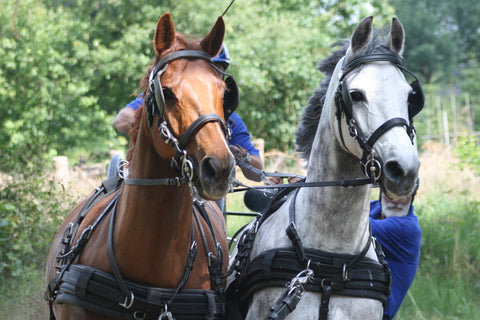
(200, 16, 225, 57)
(351, 16, 373, 53)
(388, 17, 405, 56)
(154, 12, 176, 55)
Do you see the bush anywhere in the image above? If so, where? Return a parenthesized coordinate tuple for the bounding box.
(455, 135, 480, 174)
(0, 173, 74, 293)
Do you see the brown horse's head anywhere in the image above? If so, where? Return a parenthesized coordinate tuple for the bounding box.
(130, 13, 235, 200)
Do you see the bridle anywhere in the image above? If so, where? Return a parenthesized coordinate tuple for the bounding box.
(335, 50, 424, 183)
(124, 50, 239, 191)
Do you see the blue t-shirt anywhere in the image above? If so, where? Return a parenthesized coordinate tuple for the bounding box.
(124, 97, 259, 157)
(227, 112, 260, 157)
(125, 95, 144, 111)
(370, 200, 422, 319)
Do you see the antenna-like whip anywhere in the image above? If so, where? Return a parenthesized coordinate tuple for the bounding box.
(221, 0, 235, 17)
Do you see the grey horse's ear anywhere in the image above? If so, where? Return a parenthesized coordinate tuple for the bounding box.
(388, 17, 405, 56)
(351, 16, 373, 53)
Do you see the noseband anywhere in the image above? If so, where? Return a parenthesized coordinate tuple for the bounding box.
(125, 50, 234, 190)
(335, 51, 424, 183)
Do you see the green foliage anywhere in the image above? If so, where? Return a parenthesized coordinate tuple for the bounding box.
(0, 0, 398, 172)
(221, 0, 394, 150)
(389, 0, 461, 83)
(0, 0, 118, 172)
(454, 136, 480, 172)
(396, 198, 480, 319)
(0, 173, 74, 293)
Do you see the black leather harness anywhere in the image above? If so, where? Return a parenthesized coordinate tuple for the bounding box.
(54, 264, 225, 320)
(45, 177, 226, 320)
(227, 189, 391, 320)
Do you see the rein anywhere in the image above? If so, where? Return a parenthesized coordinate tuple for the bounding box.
(233, 158, 374, 192)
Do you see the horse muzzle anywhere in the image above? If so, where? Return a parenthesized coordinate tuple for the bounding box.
(196, 154, 235, 200)
(380, 156, 420, 200)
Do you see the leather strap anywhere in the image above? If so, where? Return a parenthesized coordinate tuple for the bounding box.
(179, 114, 226, 149)
(55, 264, 225, 320)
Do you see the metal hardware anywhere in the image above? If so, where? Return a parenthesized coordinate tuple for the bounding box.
(119, 291, 135, 309)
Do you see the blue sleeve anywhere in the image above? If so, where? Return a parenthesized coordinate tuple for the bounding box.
(370, 203, 422, 319)
(125, 94, 144, 111)
(228, 112, 260, 157)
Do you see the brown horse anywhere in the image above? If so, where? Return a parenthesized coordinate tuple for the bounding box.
(46, 12, 235, 320)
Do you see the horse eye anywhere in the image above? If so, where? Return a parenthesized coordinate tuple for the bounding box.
(162, 87, 176, 102)
(350, 90, 365, 102)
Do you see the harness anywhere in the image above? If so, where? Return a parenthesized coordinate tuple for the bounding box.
(46, 50, 235, 319)
(227, 189, 391, 320)
(45, 177, 226, 320)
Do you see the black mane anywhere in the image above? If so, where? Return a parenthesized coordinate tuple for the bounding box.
(295, 27, 394, 162)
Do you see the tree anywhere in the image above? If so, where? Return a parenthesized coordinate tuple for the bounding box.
(0, 0, 399, 173)
(219, 0, 395, 150)
(389, 0, 461, 83)
(0, 0, 114, 171)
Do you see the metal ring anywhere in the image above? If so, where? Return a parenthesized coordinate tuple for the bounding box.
(119, 291, 135, 309)
(363, 156, 382, 182)
(133, 311, 146, 319)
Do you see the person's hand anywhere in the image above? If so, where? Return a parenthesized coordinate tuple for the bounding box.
(267, 176, 283, 185)
(287, 176, 302, 184)
(267, 174, 302, 185)
(229, 145, 250, 163)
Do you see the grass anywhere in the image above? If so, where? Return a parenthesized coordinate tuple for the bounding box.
(394, 198, 480, 320)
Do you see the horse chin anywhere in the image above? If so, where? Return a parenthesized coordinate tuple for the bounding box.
(380, 181, 416, 201)
(195, 180, 230, 201)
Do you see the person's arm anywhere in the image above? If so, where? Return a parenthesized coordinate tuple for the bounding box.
(244, 154, 263, 181)
(228, 113, 263, 182)
(113, 107, 136, 135)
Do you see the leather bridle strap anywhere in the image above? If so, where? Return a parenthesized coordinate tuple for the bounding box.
(179, 113, 226, 149)
(124, 176, 188, 186)
(366, 117, 409, 148)
(341, 53, 402, 76)
(355, 117, 411, 174)
(151, 50, 213, 81)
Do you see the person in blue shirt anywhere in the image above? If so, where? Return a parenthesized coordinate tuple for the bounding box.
(370, 183, 422, 320)
(113, 44, 263, 183)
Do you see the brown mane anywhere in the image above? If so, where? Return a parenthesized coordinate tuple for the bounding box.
(126, 33, 203, 162)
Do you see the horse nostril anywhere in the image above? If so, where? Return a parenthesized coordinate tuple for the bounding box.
(201, 157, 220, 179)
(384, 160, 405, 181)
